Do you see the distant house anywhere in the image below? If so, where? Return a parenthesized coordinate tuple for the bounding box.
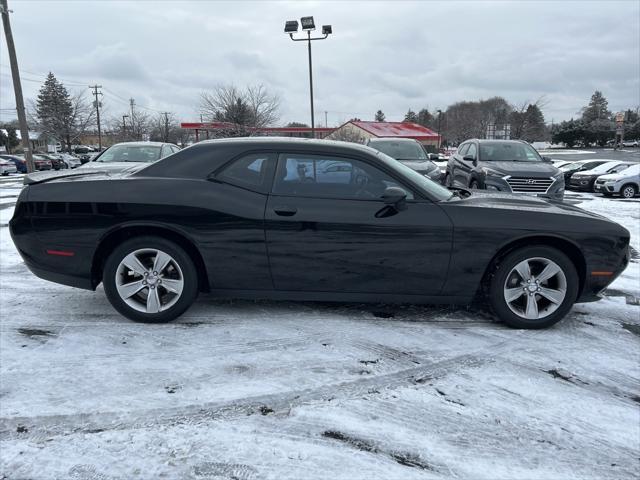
(326, 121, 441, 150)
(0, 129, 49, 152)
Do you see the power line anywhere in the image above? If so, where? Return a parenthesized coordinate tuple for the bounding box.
(89, 84, 103, 150)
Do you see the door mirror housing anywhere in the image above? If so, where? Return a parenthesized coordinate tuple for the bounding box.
(381, 186, 408, 210)
(463, 154, 475, 162)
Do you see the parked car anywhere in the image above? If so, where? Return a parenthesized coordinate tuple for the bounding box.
(0, 157, 18, 175)
(0, 154, 27, 173)
(37, 153, 68, 170)
(622, 140, 638, 147)
(595, 164, 640, 198)
(50, 153, 82, 169)
(445, 139, 564, 199)
(13, 154, 52, 171)
(569, 161, 633, 192)
(10, 138, 630, 329)
(365, 138, 443, 183)
(80, 141, 181, 173)
(559, 160, 609, 184)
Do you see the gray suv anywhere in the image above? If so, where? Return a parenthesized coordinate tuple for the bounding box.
(445, 139, 564, 199)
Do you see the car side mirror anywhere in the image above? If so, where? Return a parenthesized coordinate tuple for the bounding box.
(463, 154, 475, 162)
(381, 186, 407, 211)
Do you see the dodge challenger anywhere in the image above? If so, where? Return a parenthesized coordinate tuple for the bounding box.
(9, 138, 630, 328)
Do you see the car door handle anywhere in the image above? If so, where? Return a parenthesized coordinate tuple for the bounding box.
(273, 206, 298, 217)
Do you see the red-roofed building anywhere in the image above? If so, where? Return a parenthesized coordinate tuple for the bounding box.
(326, 121, 441, 149)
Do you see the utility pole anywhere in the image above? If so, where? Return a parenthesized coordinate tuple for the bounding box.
(161, 112, 170, 143)
(1, 0, 35, 173)
(89, 84, 103, 150)
(200, 113, 209, 139)
(122, 114, 129, 141)
(325, 111, 328, 128)
(129, 98, 136, 139)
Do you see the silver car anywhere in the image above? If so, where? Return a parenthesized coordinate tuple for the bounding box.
(80, 141, 180, 174)
(594, 163, 640, 198)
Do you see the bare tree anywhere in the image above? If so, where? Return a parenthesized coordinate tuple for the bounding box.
(199, 84, 280, 130)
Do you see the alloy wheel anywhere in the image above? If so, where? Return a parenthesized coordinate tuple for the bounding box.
(503, 257, 567, 320)
(115, 248, 184, 313)
(622, 186, 636, 198)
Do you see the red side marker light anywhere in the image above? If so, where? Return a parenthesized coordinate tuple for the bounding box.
(46, 249, 75, 257)
(591, 271, 614, 276)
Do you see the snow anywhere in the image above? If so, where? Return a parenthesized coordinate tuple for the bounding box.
(0, 183, 638, 479)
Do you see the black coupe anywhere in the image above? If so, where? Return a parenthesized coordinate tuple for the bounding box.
(10, 138, 630, 329)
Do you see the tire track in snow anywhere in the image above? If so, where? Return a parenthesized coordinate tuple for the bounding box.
(0, 353, 487, 440)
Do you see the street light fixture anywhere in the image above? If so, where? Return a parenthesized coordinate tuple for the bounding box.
(284, 16, 332, 138)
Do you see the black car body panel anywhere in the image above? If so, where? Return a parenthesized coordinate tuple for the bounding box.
(9, 138, 629, 308)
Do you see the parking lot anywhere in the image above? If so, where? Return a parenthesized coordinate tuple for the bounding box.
(0, 172, 638, 479)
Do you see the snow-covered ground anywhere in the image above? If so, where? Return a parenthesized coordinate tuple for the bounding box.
(0, 178, 638, 480)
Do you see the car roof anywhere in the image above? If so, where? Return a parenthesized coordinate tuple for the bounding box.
(367, 138, 420, 143)
(199, 136, 378, 154)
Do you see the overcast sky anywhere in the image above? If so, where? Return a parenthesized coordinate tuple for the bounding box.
(1, 0, 638, 128)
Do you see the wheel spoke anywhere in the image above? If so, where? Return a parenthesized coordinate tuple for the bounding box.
(116, 280, 145, 299)
(505, 287, 525, 303)
(514, 260, 531, 281)
(538, 287, 565, 305)
(161, 278, 183, 295)
(146, 287, 161, 313)
(525, 294, 539, 319)
(122, 253, 147, 276)
(536, 263, 561, 283)
(153, 251, 172, 275)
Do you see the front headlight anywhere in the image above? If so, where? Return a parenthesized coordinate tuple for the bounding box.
(481, 167, 504, 178)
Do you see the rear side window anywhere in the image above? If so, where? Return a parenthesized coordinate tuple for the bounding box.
(217, 153, 277, 193)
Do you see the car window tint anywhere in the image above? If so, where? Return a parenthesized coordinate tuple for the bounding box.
(272, 154, 413, 200)
(217, 153, 276, 192)
(160, 145, 171, 158)
(466, 144, 477, 159)
(458, 144, 469, 156)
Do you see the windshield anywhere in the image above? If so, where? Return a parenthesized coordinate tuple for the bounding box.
(368, 140, 428, 160)
(96, 145, 162, 163)
(374, 151, 452, 201)
(560, 162, 582, 171)
(586, 162, 627, 174)
(479, 142, 542, 162)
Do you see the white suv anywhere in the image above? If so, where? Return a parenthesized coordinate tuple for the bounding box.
(595, 164, 640, 198)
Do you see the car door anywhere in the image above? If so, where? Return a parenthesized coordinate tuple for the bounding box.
(459, 142, 477, 187)
(264, 152, 453, 296)
(451, 143, 469, 187)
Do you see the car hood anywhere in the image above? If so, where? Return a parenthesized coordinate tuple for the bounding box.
(449, 191, 614, 221)
(481, 161, 558, 176)
(398, 159, 438, 172)
(597, 172, 627, 182)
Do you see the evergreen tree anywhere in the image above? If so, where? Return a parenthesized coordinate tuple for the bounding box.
(374, 110, 386, 122)
(581, 91, 611, 123)
(404, 109, 418, 123)
(36, 72, 74, 151)
(286, 121, 309, 127)
(551, 119, 585, 147)
(522, 104, 546, 142)
(3, 127, 20, 153)
(417, 108, 433, 128)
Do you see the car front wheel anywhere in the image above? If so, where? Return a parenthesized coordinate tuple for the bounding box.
(488, 246, 578, 329)
(103, 236, 199, 323)
(621, 184, 637, 199)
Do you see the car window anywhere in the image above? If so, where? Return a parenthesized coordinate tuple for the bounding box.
(458, 144, 469, 156)
(367, 140, 427, 160)
(272, 154, 414, 200)
(466, 144, 477, 159)
(171, 145, 180, 154)
(97, 145, 162, 163)
(160, 145, 172, 158)
(217, 152, 277, 193)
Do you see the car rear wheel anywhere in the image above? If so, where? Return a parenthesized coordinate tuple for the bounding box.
(488, 246, 578, 329)
(621, 184, 637, 199)
(103, 236, 198, 323)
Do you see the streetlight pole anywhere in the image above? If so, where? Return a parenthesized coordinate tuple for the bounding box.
(436, 109, 443, 151)
(285, 17, 332, 139)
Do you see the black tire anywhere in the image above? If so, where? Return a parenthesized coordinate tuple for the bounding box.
(487, 246, 579, 329)
(620, 183, 637, 199)
(103, 236, 199, 323)
(445, 172, 452, 187)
